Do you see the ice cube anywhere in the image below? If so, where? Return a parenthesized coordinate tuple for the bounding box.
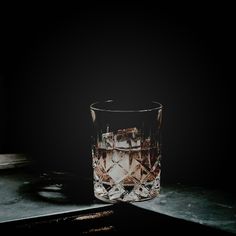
(99, 132, 114, 150)
(114, 129, 130, 149)
(127, 127, 141, 148)
(114, 127, 140, 149)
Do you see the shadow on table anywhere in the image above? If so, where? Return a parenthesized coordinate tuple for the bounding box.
(18, 171, 94, 204)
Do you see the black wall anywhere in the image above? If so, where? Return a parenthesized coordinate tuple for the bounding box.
(0, 8, 234, 191)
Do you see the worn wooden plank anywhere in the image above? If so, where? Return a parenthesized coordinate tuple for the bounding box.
(0, 154, 30, 170)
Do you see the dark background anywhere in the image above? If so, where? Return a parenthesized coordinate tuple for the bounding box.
(0, 7, 234, 192)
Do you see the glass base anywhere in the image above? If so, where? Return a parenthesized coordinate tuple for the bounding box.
(94, 187, 160, 203)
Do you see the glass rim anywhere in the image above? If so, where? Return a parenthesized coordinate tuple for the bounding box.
(90, 100, 163, 113)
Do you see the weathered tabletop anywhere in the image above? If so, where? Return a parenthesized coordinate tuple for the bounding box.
(0, 160, 235, 234)
(134, 185, 236, 234)
(0, 170, 109, 224)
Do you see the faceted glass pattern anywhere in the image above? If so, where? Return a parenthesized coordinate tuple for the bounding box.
(92, 128, 161, 202)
